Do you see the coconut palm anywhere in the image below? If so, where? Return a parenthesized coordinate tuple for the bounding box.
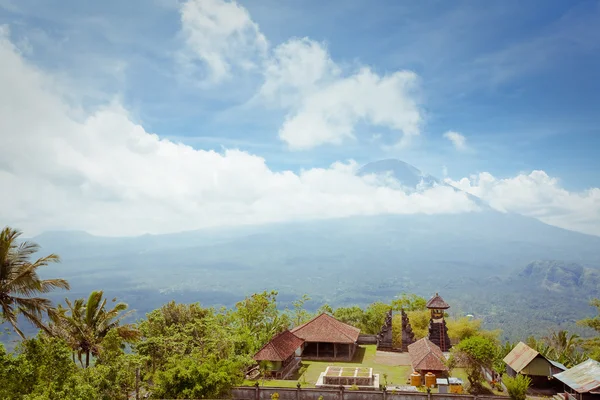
(0, 226, 70, 337)
(53, 290, 139, 367)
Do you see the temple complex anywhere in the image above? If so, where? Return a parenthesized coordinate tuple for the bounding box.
(426, 293, 452, 352)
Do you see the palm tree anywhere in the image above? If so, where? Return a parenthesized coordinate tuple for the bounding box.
(543, 329, 582, 367)
(52, 290, 139, 367)
(0, 226, 70, 337)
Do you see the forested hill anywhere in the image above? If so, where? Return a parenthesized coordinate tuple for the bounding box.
(447, 260, 600, 340)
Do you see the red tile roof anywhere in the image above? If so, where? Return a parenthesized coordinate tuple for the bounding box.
(408, 338, 449, 372)
(254, 330, 304, 362)
(426, 293, 450, 309)
(290, 313, 361, 344)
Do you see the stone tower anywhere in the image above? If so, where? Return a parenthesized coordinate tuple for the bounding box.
(377, 309, 394, 351)
(426, 293, 452, 352)
(400, 309, 415, 351)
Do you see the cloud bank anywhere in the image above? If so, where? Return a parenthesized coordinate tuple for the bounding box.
(446, 172, 600, 236)
(0, 29, 476, 236)
(2, 0, 600, 238)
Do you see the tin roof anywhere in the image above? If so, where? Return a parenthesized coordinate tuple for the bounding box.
(408, 338, 449, 372)
(554, 359, 600, 393)
(503, 342, 540, 373)
(290, 313, 361, 344)
(254, 330, 304, 362)
(549, 360, 567, 371)
(426, 293, 450, 309)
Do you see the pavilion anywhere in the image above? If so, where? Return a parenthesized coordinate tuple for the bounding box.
(253, 330, 304, 379)
(408, 338, 449, 379)
(291, 313, 361, 361)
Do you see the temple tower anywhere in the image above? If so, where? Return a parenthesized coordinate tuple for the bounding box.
(376, 309, 394, 351)
(426, 293, 452, 352)
(400, 309, 415, 351)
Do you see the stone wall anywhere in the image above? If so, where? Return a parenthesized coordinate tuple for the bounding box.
(230, 387, 507, 400)
(358, 335, 378, 345)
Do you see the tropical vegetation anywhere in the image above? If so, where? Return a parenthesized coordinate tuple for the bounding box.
(1, 225, 600, 399)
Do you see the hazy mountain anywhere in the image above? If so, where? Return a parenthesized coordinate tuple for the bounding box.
(357, 159, 441, 189)
(23, 160, 600, 340)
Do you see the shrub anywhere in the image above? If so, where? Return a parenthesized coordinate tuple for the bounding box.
(271, 392, 280, 400)
(504, 374, 531, 400)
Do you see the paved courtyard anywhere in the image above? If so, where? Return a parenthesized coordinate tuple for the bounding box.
(374, 350, 412, 366)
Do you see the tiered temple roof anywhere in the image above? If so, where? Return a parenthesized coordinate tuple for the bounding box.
(291, 313, 360, 344)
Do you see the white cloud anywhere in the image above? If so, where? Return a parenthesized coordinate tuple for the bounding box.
(179, 0, 268, 84)
(445, 171, 600, 236)
(178, 0, 423, 149)
(443, 130, 467, 150)
(258, 38, 422, 150)
(0, 31, 476, 236)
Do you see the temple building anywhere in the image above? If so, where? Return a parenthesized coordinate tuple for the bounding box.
(253, 330, 304, 379)
(291, 313, 360, 361)
(426, 293, 452, 352)
(408, 338, 449, 379)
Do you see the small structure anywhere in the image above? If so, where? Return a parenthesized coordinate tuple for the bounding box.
(291, 313, 360, 361)
(401, 309, 416, 351)
(426, 293, 452, 352)
(503, 342, 566, 388)
(448, 377, 464, 394)
(408, 337, 449, 380)
(554, 359, 600, 400)
(437, 378, 449, 393)
(316, 366, 380, 390)
(377, 309, 394, 351)
(253, 330, 304, 379)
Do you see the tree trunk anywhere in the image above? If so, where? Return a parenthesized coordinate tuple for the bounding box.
(86, 350, 90, 368)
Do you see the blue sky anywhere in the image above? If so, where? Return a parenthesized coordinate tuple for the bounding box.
(1, 0, 599, 236)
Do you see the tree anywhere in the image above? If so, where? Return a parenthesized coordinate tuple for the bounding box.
(578, 298, 600, 360)
(333, 306, 364, 329)
(0, 226, 70, 337)
(448, 336, 498, 394)
(50, 290, 139, 367)
(504, 374, 531, 400)
(289, 294, 312, 326)
(391, 293, 427, 311)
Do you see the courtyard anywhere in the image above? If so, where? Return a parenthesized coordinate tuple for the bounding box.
(244, 345, 499, 395)
(245, 345, 413, 388)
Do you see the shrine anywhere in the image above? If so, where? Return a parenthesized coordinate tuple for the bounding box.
(426, 293, 452, 352)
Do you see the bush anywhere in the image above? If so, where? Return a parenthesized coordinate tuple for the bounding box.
(504, 374, 531, 400)
(271, 392, 280, 400)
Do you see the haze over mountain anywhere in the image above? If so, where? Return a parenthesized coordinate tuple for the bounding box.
(2, 0, 600, 346)
(24, 159, 599, 341)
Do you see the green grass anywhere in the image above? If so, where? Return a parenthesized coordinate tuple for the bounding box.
(244, 345, 412, 388)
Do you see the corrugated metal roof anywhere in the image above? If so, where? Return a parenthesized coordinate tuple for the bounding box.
(549, 360, 567, 371)
(503, 342, 539, 373)
(554, 359, 600, 393)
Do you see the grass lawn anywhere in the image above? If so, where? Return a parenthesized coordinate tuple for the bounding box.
(244, 345, 412, 388)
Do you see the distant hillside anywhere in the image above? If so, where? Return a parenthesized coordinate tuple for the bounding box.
(518, 260, 600, 293)
(23, 160, 600, 341)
